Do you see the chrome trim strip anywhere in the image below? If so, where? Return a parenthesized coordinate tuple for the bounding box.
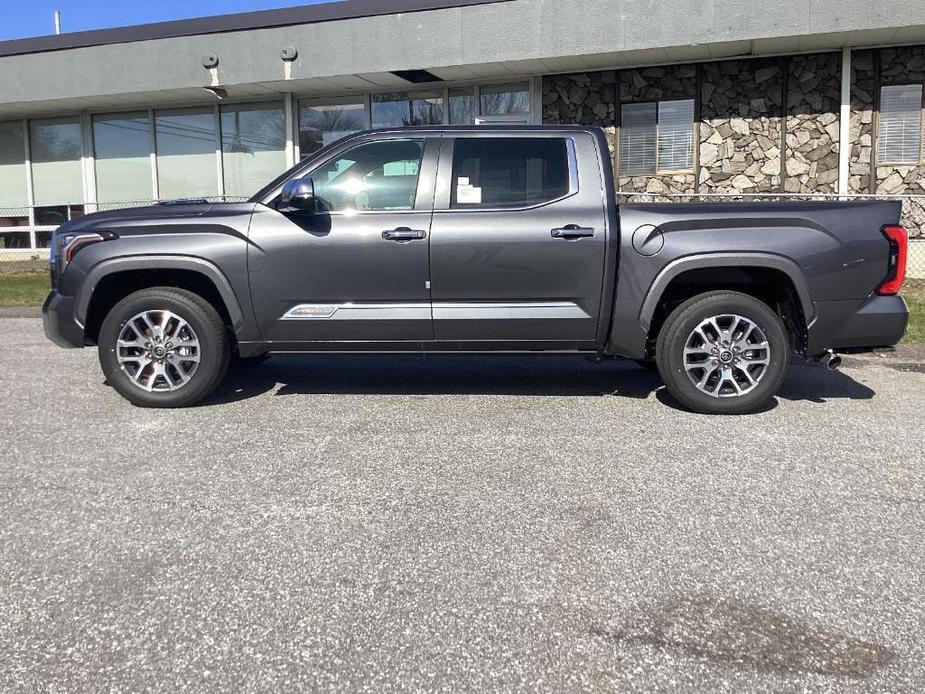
(283, 301, 590, 321)
(282, 303, 431, 320)
(433, 301, 590, 321)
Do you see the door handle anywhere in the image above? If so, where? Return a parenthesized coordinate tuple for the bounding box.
(383, 227, 427, 241)
(551, 225, 595, 239)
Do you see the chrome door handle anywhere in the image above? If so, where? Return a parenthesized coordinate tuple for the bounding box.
(551, 225, 595, 239)
(383, 227, 427, 241)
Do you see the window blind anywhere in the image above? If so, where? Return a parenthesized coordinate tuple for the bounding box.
(878, 84, 923, 164)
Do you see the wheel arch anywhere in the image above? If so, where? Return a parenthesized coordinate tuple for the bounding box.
(639, 253, 815, 358)
(79, 256, 245, 344)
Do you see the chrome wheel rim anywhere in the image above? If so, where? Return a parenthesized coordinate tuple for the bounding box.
(116, 310, 201, 392)
(683, 314, 770, 398)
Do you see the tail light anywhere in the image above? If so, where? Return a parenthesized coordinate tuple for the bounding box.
(877, 225, 908, 296)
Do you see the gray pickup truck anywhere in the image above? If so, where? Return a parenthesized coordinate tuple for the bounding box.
(43, 125, 909, 414)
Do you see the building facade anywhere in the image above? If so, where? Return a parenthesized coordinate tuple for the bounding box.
(2, 0, 925, 260)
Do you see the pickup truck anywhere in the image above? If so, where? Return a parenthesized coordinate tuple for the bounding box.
(43, 125, 909, 414)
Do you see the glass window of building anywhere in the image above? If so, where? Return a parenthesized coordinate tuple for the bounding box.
(221, 102, 286, 198)
(93, 112, 153, 209)
(480, 83, 531, 116)
(299, 100, 367, 159)
(619, 99, 694, 175)
(656, 99, 695, 171)
(449, 88, 476, 125)
(450, 137, 570, 208)
(30, 118, 85, 230)
(878, 84, 923, 164)
(371, 92, 444, 128)
(155, 108, 219, 200)
(0, 121, 29, 243)
(309, 139, 425, 212)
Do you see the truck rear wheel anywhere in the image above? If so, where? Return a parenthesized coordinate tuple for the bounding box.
(655, 291, 789, 415)
(98, 287, 230, 408)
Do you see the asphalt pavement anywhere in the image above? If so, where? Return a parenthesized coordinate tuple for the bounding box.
(1, 316, 923, 692)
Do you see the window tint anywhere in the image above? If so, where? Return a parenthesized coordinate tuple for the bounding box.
(308, 139, 425, 212)
(450, 138, 571, 209)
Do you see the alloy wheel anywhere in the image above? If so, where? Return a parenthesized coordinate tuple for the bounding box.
(116, 310, 201, 392)
(682, 313, 771, 398)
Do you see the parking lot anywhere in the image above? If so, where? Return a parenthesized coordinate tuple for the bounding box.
(1, 315, 924, 692)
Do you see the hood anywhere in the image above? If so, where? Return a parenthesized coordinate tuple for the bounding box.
(55, 201, 256, 235)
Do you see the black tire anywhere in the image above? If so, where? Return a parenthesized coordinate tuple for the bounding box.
(99, 287, 230, 408)
(655, 291, 789, 415)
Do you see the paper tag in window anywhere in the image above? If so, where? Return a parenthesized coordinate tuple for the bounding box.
(456, 178, 481, 204)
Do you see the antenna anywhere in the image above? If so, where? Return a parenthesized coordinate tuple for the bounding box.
(54, 10, 62, 35)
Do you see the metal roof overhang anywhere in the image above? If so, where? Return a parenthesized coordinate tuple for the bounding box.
(1, 0, 924, 118)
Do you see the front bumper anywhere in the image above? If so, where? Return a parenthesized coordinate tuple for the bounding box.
(807, 294, 909, 355)
(42, 291, 85, 349)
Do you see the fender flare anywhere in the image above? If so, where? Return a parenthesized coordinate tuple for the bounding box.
(638, 252, 816, 332)
(76, 255, 245, 329)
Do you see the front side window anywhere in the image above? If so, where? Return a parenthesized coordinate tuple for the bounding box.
(878, 84, 923, 164)
(450, 137, 571, 209)
(308, 139, 425, 212)
(619, 99, 695, 175)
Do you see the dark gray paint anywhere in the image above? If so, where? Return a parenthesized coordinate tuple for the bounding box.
(44, 126, 908, 361)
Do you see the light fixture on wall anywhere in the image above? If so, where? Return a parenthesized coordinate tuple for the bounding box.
(204, 86, 229, 100)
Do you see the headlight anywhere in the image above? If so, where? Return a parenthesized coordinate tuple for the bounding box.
(52, 231, 115, 283)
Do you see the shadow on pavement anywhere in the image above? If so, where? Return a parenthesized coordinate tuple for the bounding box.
(203, 355, 876, 409)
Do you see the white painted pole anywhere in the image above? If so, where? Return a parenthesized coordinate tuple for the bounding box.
(53, 10, 62, 35)
(838, 46, 852, 198)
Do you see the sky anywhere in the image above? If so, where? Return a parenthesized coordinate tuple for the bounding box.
(0, 0, 332, 41)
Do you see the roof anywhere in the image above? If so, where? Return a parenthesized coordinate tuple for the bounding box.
(0, 0, 511, 58)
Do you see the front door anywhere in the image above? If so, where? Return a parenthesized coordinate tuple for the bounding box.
(428, 133, 607, 344)
(247, 136, 439, 344)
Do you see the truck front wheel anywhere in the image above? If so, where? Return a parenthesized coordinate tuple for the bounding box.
(98, 287, 231, 408)
(655, 291, 789, 415)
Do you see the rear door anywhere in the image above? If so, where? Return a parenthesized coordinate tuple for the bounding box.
(427, 131, 607, 344)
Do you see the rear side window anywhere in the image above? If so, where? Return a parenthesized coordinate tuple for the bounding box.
(450, 137, 572, 209)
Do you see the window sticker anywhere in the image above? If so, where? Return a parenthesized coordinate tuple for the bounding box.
(456, 177, 482, 204)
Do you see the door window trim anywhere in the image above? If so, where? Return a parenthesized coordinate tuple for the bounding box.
(433, 135, 579, 213)
(259, 133, 441, 214)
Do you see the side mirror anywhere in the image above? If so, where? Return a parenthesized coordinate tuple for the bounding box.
(279, 176, 315, 213)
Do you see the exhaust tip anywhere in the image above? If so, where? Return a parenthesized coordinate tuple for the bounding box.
(821, 352, 842, 371)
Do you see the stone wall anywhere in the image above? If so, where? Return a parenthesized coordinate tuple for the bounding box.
(699, 58, 784, 193)
(541, 70, 617, 157)
(785, 53, 841, 193)
(876, 46, 925, 197)
(540, 47, 925, 214)
(617, 65, 697, 196)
